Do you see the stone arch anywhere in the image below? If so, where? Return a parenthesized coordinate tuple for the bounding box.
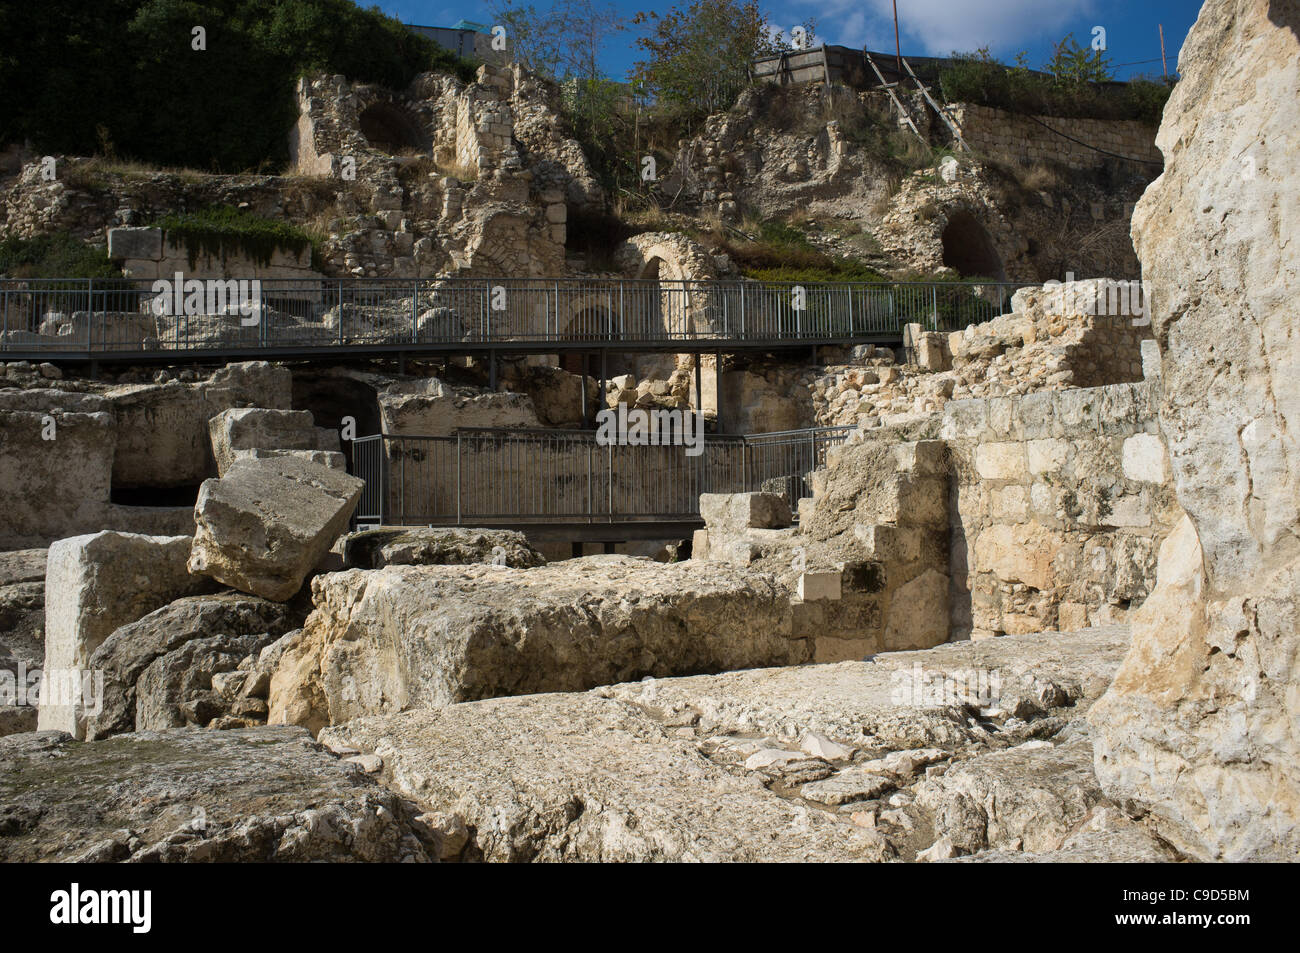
(940, 209, 1006, 280)
(614, 232, 719, 337)
(358, 100, 428, 155)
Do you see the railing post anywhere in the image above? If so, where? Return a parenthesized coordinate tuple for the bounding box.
(411, 280, 418, 342)
(739, 282, 745, 339)
(456, 433, 462, 526)
(931, 284, 938, 332)
(607, 439, 614, 522)
(587, 441, 594, 524)
(86, 278, 93, 351)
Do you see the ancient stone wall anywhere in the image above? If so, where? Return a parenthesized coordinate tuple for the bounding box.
(942, 379, 1179, 640)
(107, 227, 322, 284)
(949, 104, 1161, 172)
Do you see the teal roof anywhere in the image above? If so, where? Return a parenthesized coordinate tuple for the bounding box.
(450, 19, 490, 32)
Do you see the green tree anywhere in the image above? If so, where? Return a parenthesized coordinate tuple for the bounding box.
(632, 0, 812, 124)
(1045, 32, 1114, 84)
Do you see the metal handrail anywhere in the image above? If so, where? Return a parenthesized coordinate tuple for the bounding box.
(0, 276, 1034, 358)
(351, 424, 855, 525)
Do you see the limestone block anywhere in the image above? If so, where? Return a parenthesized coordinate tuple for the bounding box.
(37, 532, 211, 739)
(699, 492, 792, 534)
(1027, 438, 1069, 476)
(798, 571, 841, 602)
(189, 456, 364, 601)
(974, 442, 1028, 481)
(208, 407, 340, 476)
(107, 227, 162, 261)
(1121, 433, 1170, 485)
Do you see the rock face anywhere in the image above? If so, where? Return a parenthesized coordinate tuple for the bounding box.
(208, 407, 341, 476)
(37, 532, 213, 739)
(1090, 0, 1300, 862)
(269, 556, 809, 732)
(84, 593, 301, 740)
(338, 527, 545, 570)
(320, 625, 1168, 862)
(0, 727, 438, 862)
(0, 549, 47, 737)
(188, 456, 364, 601)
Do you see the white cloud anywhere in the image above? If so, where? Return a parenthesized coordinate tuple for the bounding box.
(801, 0, 1097, 57)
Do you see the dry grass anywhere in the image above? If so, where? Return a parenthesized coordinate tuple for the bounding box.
(1016, 161, 1062, 191)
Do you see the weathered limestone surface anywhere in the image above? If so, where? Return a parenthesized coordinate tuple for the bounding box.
(698, 491, 792, 535)
(85, 593, 301, 740)
(0, 394, 115, 548)
(378, 377, 538, 436)
(942, 381, 1180, 638)
(338, 527, 545, 570)
(322, 626, 1165, 862)
(269, 556, 809, 732)
(0, 727, 438, 862)
(108, 361, 293, 488)
(1090, 0, 1300, 862)
(208, 407, 341, 476)
(37, 532, 213, 739)
(189, 457, 364, 601)
(0, 549, 47, 737)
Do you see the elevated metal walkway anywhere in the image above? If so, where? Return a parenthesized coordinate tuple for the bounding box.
(1, 276, 1030, 366)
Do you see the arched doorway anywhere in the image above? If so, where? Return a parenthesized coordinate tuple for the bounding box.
(940, 209, 1006, 280)
(358, 102, 428, 154)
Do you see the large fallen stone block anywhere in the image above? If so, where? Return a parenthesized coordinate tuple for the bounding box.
(188, 457, 364, 601)
(269, 555, 809, 732)
(37, 532, 213, 738)
(208, 407, 341, 476)
(85, 592, 300, 740)
(337, 527, 545, 569)
(0, 727, 437, 862)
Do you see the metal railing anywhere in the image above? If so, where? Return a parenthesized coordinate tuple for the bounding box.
(0, 277, 1032, 357)
(352, 424, 854, 525)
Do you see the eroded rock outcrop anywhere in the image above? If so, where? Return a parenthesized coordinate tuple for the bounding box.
(1090, 0, 1300, 861)
(320, 625, 1171, 862)
(0, 727, 438, 862)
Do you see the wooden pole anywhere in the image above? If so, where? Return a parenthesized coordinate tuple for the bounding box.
(893, 0, 902, 75)
(1159, 23, 1169, 80)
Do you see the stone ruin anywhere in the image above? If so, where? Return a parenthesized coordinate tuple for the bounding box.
(0, 0, 1296, 867)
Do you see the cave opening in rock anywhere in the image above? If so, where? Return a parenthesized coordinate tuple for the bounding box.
(940, 209, 1007, 280)
(358, 102, 428, 155)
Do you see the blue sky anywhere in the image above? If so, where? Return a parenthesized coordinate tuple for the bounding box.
(384, 0, 1203, 81)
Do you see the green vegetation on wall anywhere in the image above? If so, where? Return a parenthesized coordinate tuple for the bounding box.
(0, 0, 477, 174)
(705, 220, 888, 283)
(939, 41, 1174, 124)
(0, 234, 119, 279)
(151, 207, 324, 270)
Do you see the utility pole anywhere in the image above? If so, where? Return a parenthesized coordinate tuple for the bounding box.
(1159, 23, 1169, 80)
(893, 0, 902, 75)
